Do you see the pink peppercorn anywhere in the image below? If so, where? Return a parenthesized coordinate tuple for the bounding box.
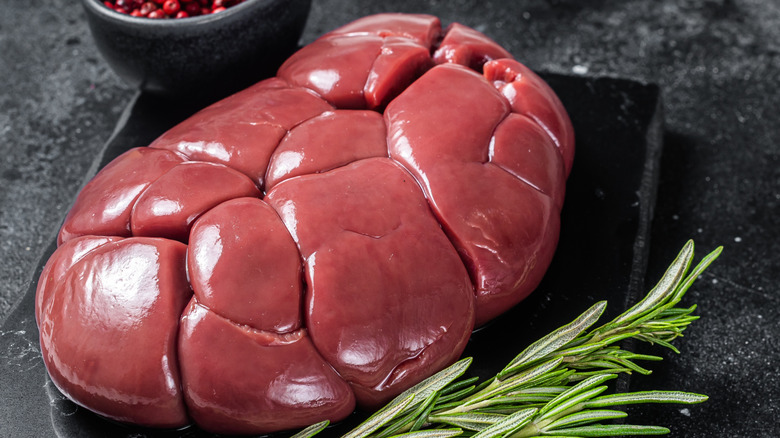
(162, 0, 180, 15)
(101, 0, 245, 18)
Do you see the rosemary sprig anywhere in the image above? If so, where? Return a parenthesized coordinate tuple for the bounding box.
(303, 240, 719, 438)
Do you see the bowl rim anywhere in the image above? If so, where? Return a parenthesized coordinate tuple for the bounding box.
(81, 0, 268, 28)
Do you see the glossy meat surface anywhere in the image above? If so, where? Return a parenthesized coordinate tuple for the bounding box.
(149, 83, 333, 187)
(385, 63, 562, 324)
(56, 147, 185, 244)
(266, 158, 475, 407)
(39, 238, 192, 428)
(187, 197, 303, 332)
(131, 161, 261, 242)
(265, 109, 388, 189)
(178, 301, 355, 435)
(37, 12, 574, 435)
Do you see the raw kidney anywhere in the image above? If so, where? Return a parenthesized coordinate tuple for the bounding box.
(37, 13, 573, 435)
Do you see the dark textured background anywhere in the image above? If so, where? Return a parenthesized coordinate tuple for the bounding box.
(1, 0, 778, 436)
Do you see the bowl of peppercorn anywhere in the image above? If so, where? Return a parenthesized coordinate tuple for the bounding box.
(80, 0, 312, 98)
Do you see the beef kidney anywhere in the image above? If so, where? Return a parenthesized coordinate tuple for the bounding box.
(37, 13, 574, 435)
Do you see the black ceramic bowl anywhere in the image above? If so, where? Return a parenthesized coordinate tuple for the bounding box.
(81, 0, 312, 98)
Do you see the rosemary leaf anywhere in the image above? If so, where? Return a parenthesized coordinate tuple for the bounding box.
(535, 386, 610, 422)
(343, 394, 415, 438)
(601, 241, 693, 330)
(536, 374, 617, 418)
(393, 358, 473, 416)
(489, 394, 557, 405)
(456, 358, 564, 412)
(499, 302, 607, 378)
(437, 386, 477, 406)
(521, 436, 581, 438)
(428, 412, 508, 431)
(671, 245, 723, 305)
(386, 429, 464, 438)
(524, 436, 584, 438)
(655, 305, 697, 317)
(471, 408, 538, 438)
(632, 335, 681, 353)
(441, 377, 480, 396)
(543, 424, 670, 436)
(612, 352, 663, 363)
(542, 409, 628, 430)
(566, 368, 634, 380)
(375, 392, 439, 438)
(603, 357, 653, 375)
(509, 387, 569, 397)
(568, 360, 633, 373)
(583, 331, 641, 349)
(585, 390, 709, 408)
(548, 341, 607, 358)
(290, 420, 330, 438)
(410, 391, 441, 432)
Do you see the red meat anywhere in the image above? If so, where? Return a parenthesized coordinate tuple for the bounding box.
(265, 109, 387, 189)
(38, 238, 192, 428)
(385, 63, 562, 325)
(37, 13, 574, 435)
(265, 158, 475, 408)
(187, 197, 303, 332)
(56, 147, 185, 244)
(178, 301, 355, 435)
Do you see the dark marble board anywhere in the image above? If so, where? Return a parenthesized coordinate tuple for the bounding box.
(0, 73, 666, 437)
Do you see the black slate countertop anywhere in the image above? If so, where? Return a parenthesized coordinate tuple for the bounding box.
(1, 0, 778, 437)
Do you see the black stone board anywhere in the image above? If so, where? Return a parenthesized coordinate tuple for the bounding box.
(0, 74, 666, 437)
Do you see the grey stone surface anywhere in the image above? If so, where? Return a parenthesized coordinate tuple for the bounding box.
(1, 0, 778, 436)
(0, 1, 132, 318)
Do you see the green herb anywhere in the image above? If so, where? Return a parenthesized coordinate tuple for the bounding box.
(303, 240, 719, 437)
